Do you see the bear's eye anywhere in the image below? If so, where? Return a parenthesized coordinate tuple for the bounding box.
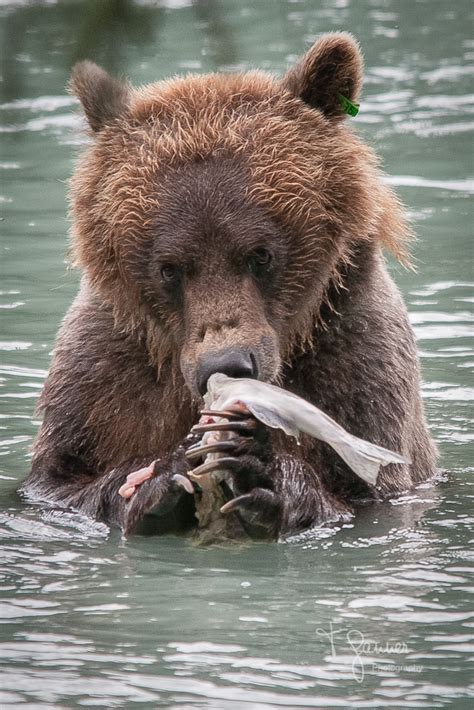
(247, 248, 272, 275)
(160, 263, 180, 284)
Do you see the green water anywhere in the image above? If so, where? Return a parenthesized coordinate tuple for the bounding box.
(1, 1, 473, 707)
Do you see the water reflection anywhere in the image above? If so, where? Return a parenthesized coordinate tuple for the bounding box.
(2, 1, 154, 101)
(0, 0, 243, 104)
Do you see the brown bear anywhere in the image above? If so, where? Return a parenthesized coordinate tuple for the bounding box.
(23, 33, 437, 538)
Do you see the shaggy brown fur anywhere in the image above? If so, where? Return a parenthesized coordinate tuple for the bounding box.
(23, 33, 437, 537)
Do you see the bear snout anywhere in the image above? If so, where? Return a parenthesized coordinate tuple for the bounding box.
(180, 327, 281, 398)
(196, 348, 258, 396)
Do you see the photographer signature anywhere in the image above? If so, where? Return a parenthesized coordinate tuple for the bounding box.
(316, 622, 414, 682)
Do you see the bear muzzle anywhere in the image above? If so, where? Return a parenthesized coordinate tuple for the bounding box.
(180, 329, 281, 398)
(196, 348, 258, 396)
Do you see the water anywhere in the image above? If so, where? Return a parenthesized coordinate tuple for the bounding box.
(0, 0, 473, 707)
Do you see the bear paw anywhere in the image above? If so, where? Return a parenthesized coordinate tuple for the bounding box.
(186, 408, 281, 536)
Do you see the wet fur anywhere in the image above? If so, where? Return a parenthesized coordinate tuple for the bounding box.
(23, 33, 437, 537)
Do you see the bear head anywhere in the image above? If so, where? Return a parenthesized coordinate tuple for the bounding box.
(69, 33, 409, 397)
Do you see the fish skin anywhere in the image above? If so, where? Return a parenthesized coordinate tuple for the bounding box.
(205, 373, 411, 487)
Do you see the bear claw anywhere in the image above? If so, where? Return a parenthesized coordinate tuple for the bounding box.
(191, 419, 257, 435)
(172, 473, 195, 494)
(188, 456, 242, 479)
(185, 437, 249, 462)
(220, 488, 281, 525)
(200, 409, 246, 420)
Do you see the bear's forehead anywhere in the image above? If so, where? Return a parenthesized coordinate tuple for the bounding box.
(131, 71, 288, 124)
(91, 72, 333, 213)
(94, 105, 333, 244)
(115, 70, 327, 162)
(82, 71, 377, 259)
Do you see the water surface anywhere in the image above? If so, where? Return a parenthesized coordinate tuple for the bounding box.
(0, 0, 473, 707)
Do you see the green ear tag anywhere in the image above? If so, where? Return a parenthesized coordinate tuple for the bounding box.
(338, 94, 360, 117)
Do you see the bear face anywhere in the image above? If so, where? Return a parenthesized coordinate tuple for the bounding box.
(69, 33, 409, 398)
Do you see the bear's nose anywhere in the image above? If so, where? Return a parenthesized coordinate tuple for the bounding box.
(197, 348, 258, 396)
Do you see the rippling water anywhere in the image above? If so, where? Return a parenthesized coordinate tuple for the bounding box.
(1, 1, 473, 707)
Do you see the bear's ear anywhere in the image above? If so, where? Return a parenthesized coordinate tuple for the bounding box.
(69, 61, 130, 132)
(282, 32, 363, 120)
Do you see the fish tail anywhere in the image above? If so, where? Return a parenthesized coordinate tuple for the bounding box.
(331, 438, 411, 487)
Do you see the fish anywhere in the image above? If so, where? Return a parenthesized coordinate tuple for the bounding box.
(122, 374, 410, 543)
(197, 373, 411, 487)
(186, 415, 254, 543)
